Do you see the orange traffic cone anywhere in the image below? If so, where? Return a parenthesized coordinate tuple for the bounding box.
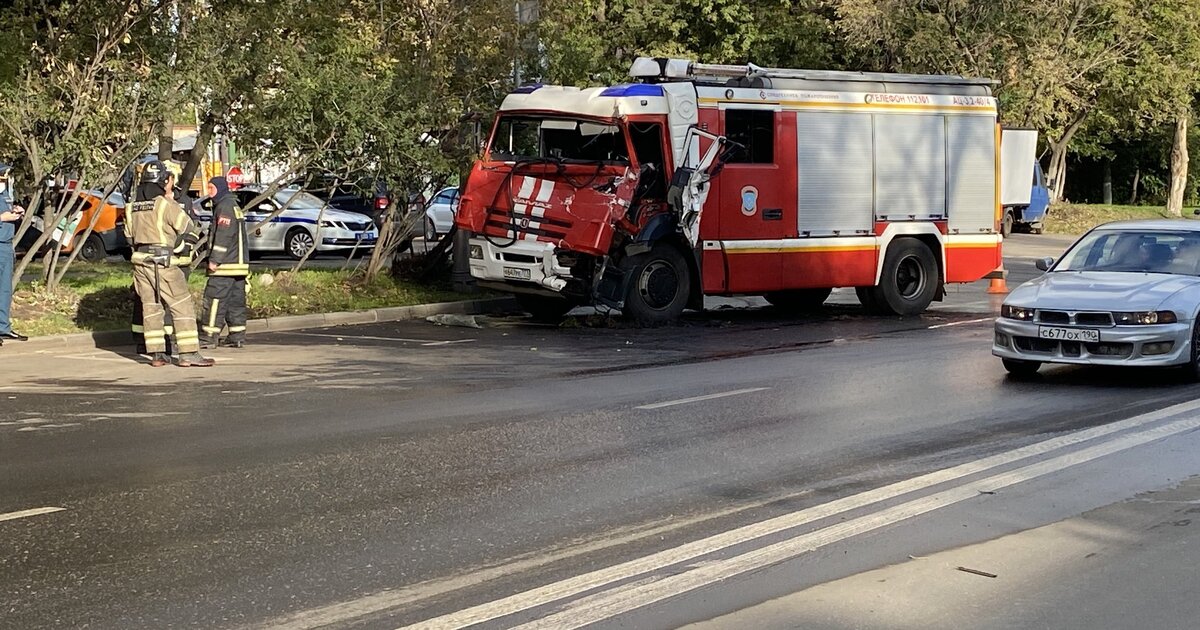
(986, 266, 1009, 294)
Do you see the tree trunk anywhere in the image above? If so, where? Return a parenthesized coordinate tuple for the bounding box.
(1046, 142, 1069, 203)
(1045, 113, 1088, 203)
(1103, 160, 1112, 205)
(1168, 108, 1190, 217)
(1130, 166, 1140, 205)
(180, 115, 217, 192)
(158, 119, 173, 161)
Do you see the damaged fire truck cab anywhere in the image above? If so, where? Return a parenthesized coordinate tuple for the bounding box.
(456, 58, 1003, 324)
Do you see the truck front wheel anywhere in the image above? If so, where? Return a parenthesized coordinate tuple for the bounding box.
(622, 244, 691, 325)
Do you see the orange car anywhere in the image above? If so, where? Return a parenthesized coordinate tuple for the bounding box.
(52, 190, 130, 261)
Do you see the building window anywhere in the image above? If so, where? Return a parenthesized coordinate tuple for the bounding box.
(725, 109, 775, 164)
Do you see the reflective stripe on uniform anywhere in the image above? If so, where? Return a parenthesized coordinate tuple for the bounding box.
(212, 245, 228, 253)
(144, 332, 166, 341)
(228, 326, 246, 333)
(164, 325, 175, 335)
(211, 264, 250, 276)
(175, 331, 199, 341)
(131, 324, 145, 333)
(202, 326, 222, 334)
(208, 299, 220, 329)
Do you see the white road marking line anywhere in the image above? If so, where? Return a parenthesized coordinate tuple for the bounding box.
(291, 333, 475, 346)
(262, 489, 815, 630)
(927, 317, 994, 329)
(0, 507, 66, 523)
(400, 397, 1200, 630)
(636, 388, 770, 410)
(512, 414, 1200, 630)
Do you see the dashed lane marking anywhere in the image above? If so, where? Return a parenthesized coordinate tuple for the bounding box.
(636, 388, 770, 410)
(0, 507, 66, 523)
(927, 317, 994, 329)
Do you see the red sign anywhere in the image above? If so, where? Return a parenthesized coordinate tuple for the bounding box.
(226, 166, 244, 189)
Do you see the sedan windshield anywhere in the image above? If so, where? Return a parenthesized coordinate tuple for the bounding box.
(1056, 230, 1200, 275)
(275, 189, 329, 210)
(489, 115, 629, 164)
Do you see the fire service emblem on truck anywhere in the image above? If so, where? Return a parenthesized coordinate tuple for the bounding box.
(740, 186, 759, 216)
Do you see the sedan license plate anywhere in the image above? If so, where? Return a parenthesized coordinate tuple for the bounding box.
(355, 232, 376, 241)
(503, 266, 531, 280)
(1038, 326, 1099, 342)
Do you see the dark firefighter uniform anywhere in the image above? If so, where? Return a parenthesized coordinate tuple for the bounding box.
(125, 161, 213, 367)
(199, 176, 250, 348)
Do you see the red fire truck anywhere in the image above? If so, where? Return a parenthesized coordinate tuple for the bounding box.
(455, 57, 1003, 323)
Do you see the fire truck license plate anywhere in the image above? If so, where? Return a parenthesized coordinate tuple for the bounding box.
(503, 266, 531, 280)
(1038, 326, 1099, 342)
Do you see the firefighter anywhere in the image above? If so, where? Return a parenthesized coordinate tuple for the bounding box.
(131, 161, 202, 354)
(199, 176, 249, 348)
(125, 160, 214, 367)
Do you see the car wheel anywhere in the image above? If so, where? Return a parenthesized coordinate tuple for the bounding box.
(1181, 323, 1200, 383)
(764, 288, 832, 313)
(1002, 358, 1042, 377)
(425, 216, 438, 242)
(1001, 209, 1014, 238)
(78, 234, 106, 262)
(1029, 223, 1044, 235)
(869, 239, 938, 316)
(515, 294, 574, 323)
(621, 244, 691, 325)
(286, 227, 315, 260)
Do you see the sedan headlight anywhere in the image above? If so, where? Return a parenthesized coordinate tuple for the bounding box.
(1001, 305, 1035, 321)
(1113, 311, 1178, 325)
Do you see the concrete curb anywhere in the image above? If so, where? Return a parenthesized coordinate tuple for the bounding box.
(7, 296, 519, 354)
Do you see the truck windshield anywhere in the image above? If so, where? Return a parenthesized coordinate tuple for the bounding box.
(489, 115, 630, 164)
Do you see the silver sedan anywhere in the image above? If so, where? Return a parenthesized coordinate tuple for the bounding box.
(993, 219, 1200, 378)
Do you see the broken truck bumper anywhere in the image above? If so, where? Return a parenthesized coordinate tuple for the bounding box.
(468, 237, 572, 294)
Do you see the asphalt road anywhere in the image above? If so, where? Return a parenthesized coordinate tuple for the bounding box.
(6, 234, 1200, 629)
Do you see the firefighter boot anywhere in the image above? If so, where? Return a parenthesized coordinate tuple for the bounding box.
(176, 352, 215, 368)
(149, 353, 171, 368)
(220, 337, 245, 349)
(199, 336, 219, 350)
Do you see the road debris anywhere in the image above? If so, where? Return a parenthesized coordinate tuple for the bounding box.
(956, 566, 998, 578)
(426, 314, 483, 329)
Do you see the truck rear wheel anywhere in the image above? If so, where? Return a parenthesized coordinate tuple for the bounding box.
(765, 288, 832, 313)
(622, 244, 691, 325)
(515, 294, 574, 323)
(870, 239, 938, 316)
(1001, 208, 1014, 238)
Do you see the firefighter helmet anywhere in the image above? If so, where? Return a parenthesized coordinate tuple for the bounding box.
(140, 160, 171, 185)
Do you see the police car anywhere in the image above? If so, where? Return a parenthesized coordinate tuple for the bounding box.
(199, 184, 378, 259)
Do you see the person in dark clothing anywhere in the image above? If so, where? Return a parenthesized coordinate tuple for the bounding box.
(0, 166, 28, 346)
(199, 176, 250, 349)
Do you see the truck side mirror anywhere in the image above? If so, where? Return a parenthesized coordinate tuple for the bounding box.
(1035, 257, 1054, 271)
